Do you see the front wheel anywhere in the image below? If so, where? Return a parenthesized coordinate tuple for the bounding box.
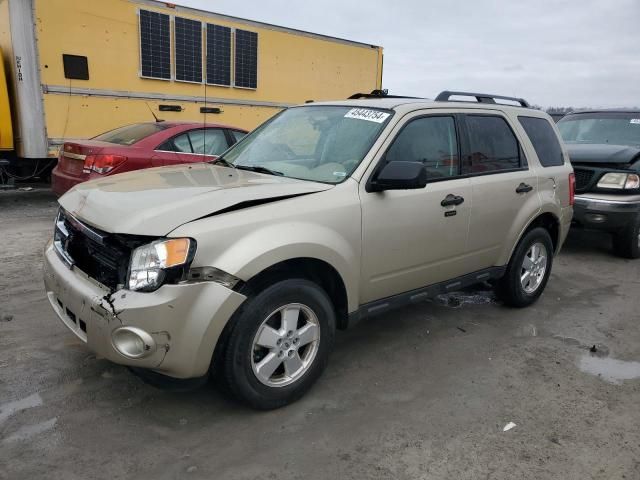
(612, 216, 640, 259)
(221, 279, 335, 409)
(497, 227, 554, 308)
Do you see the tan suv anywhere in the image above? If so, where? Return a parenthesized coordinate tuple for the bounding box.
(43, 90, 574, 409)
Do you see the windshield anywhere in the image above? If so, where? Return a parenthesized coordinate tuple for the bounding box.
(221, 105, 393, 183)
(93, 123, 170, 145)
(558, 113, 640, 147)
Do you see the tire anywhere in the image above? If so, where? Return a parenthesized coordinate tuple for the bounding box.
(221, 278, 336, 410)
(497, 227, 554, 308)
(612, 216, 640, 259)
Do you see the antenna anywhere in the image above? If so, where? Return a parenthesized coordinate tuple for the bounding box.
(145, 102, 164, 122)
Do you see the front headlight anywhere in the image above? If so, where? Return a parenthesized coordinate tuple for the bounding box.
(128, 238, 194, 292)
(597, 172, 640, 190)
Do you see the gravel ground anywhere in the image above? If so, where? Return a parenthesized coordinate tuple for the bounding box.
(1, 189, 639, 480)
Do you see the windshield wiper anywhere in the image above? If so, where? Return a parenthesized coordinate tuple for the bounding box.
(209, 156, 236, 168)
(235, 165, 284, 176)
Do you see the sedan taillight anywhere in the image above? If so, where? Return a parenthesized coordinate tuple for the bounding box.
(83, 154, 127, 174)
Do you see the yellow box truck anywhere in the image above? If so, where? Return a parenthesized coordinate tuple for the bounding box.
(0, 0, 383, 178)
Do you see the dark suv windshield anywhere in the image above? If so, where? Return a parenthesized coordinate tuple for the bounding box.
(93, 123, 170, 146)
(222, 105, 393, 183)
(558, 112, 640, 147)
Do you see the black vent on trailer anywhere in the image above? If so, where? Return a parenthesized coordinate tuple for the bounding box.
(235, 29, 258, 89)
(200, 106, 222, 114)
(139, 10, 171, 80)
(206, 24, 231, 86)
(158, 104, 183, 112)
(174, 17, 202, 83)
(62, 54, 89, 80)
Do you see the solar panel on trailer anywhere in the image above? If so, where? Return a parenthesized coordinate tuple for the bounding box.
(139, 10, 171, 80)
(206, 24, 231, 86)
(235, 29, 258, 89)
(175, 17, 202, 83)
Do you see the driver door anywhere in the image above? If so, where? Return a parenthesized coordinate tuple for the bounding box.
(359, 112, 473, 304)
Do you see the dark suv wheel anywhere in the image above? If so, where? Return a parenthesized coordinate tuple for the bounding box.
(497, 227, 554, 308)
(612, 215, 640, 259)
(221, 279, 335, 409)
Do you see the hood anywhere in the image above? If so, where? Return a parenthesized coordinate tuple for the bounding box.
(59, 163, 333, 235)
(566, 143, 640, 166)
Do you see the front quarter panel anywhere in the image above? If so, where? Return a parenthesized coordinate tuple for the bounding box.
(170, 180, 362, 312)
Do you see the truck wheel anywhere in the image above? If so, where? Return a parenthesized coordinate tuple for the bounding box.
(612, 216, 640, 259)
(222, 279, 335, 409)
(497, 227, 554, 308)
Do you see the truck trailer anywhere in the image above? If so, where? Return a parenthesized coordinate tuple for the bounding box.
(0, 0, 384, 179)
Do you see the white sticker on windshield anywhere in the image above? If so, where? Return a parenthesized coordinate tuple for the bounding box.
(344, 108, 390, 123)
(630, 119, 640, 124)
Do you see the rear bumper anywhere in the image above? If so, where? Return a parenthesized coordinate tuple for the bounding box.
(51, 166, 85, 197)
(43, 240, 246, 378)
(573, 194, 640, 232)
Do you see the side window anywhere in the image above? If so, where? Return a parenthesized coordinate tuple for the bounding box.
(172, 133, 193, 153)
(188, 129, 229, 156)
(230, 130, 247, 143)
(518, 116, 564, 167)
(463, 115, 521, 174)
(385, 116, 459, 179)
(157, 140, 175, 152)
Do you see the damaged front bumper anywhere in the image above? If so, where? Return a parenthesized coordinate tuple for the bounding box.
(43, 240, 246, 378)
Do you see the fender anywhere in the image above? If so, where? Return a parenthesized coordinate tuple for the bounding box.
(212, 222, 360, 313)
(499, 205, 561, 266)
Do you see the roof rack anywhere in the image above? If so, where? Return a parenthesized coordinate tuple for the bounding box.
(348, 89, 424, 100)
(435, 90, 530, 108)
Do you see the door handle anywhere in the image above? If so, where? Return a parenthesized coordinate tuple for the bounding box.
(516, 183, 534, 194)
(441, 194, 465, 207)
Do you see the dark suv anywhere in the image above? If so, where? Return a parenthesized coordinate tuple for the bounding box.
(558, 110, 640, 258)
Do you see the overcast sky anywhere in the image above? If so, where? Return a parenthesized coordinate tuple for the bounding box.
(177, 0, 640, 108)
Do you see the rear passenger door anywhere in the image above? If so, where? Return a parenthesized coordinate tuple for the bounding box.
(461, 113, 541, 271)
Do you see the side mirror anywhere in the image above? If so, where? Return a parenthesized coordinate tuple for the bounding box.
(369, 161, 427, 192)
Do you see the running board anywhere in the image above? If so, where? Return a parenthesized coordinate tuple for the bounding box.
(347, 266, 506, 327)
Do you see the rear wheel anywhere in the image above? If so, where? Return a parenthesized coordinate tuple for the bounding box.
(221, 279, 335, 409)
(497, 227, 554, 308)
(612, 216, 640, 259)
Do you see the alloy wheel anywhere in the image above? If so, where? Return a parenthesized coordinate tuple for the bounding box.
(521, 242, 548, 294)
(250, 303, 321, 387)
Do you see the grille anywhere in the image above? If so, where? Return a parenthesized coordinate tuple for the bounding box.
(54, 209, 132, 290)
(573, 168, 595, 192)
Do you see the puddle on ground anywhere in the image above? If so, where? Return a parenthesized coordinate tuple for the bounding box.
(0, 392, 42, 424)
(579, 355, 640, 384)
(432, 290, 496, 308)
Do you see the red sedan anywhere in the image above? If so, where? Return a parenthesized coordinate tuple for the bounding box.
(52, 121, 248, 196)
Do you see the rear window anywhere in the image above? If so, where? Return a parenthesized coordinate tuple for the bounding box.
(519, 116, 564, 167)
(93, 123, 169, 145)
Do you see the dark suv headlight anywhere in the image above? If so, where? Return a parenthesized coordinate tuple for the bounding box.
(128, 238, 195, 292)
(597, 172, 640, 190)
